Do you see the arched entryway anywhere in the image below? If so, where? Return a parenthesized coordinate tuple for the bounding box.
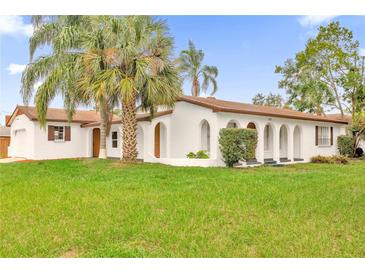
(154, 122, 167, 158)
(136, 125, 144, 160)
(200, 120, 211, 152)
(246, 122, 258, 162)
(264, 124, 274, 160)
(92, 128, 100, 157)
(293, 126, 302, 161)
(279, 125, 289, 161)
(226, 120, 240, 128)
(247, 122, 256, 130)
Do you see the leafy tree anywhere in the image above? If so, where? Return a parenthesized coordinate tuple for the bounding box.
(252, 92, 284, 108)
(252, 93, 266, 105)
(21, 16, 181, 161)
(275, 21, 360, 116)
(178, 40, 218, 97)
(21, 16, 118, 159)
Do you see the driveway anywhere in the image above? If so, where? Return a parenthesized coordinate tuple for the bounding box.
(0, 157, 27, 163)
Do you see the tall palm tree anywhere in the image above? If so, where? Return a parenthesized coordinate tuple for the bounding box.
(21, 16, 120, 159)
(178, 40, 218, 97)
(107, 16, 182, 161)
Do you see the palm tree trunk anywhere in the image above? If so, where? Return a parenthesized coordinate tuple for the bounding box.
(192, 77, 199, 97)
(121, 93, 138, 161)
(99, 103, 108, 159)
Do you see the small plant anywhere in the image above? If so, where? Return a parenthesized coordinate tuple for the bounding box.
(196, 150, 209, 159)
(337, 135, 353, 156)
(310, 155, 349, 164)
(186, 150, 209, 159)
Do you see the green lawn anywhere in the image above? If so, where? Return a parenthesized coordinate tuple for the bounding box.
(0, 159, 364, 258)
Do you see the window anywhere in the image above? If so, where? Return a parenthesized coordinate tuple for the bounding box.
(54, 126, 64, 141)
(112, 131, 118, 148)
(318, 126, 330, 146)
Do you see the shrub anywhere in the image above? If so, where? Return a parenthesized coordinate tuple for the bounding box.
(196, 150, 209, 159)
(310, 155, 349, 164)
(219, 128, 258, 167)
(337, 135, 353, 156)
(186, 150, 209, 159)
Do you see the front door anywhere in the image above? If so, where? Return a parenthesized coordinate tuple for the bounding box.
(93, 128, 100, 157)
(154, 123, 160, 158)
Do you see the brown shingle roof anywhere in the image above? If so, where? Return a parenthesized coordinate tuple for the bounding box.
(81, 110, 173, 127)
(7, 105, 173, 127)
(178, 96, 349, 124)
(7, 105, 119, 126)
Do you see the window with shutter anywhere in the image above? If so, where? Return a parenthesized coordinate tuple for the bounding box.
(65, 126, 71, 141)
(48, 126, 55, 141)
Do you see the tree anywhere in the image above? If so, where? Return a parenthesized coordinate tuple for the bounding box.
(178, 40, 218, 97)
(275, 21, 360, 117)
(21, 16, 119, 159)
(107, 16, 182, 161)
(252, 92, 284, 108)
(21, 16, 182, 162)
(276, 21, 365, 154)
(252, 93, 266, 105)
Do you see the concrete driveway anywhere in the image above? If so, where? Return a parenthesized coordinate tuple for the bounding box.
(0, 157, 27, 163)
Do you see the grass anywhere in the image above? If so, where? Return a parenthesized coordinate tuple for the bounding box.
(0, 159, 364, 258)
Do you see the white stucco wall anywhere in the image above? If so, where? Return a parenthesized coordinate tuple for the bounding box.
(216, 111, 347, 164)
(7, 102, 348, 166)
(33, 121, 89, 160)
(8, 114, 35, 158)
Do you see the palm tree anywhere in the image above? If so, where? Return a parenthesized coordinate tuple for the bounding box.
(22, 16, 181, 162)
(21, 16, 120, 159)
(107, 16, 182, 161)
(178, 40, 218, 97)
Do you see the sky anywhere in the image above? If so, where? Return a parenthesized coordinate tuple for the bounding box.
(1, 15, 365, 124)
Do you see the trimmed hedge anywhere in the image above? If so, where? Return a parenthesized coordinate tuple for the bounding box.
(337, 135, 353, 156)
(219, 128, 258, 167)
(310, 155, 349, 164)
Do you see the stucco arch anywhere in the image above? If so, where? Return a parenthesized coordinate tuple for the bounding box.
(246, 121, 259, 131)
(199, 119, 211, 152)
(279, 124, 289, 159)
(154, 122, 167, 158)
(293, 125, 302, 160)
(226, 119, 241, 128)
(263, 123, 275, 160)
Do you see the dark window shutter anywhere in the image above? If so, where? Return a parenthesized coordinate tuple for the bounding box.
(48, 126, 54, 141)
(315, 126, 318, 146)
(65, 126, 71, 141)
(330, 126, 333, 146)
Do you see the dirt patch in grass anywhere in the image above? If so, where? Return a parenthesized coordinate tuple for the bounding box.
(60, 248, 78, 258)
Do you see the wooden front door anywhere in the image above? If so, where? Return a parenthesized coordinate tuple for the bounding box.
(154, 123, 160, 158)
(92, 128, 100, 157)
(0, 136, 10, 158)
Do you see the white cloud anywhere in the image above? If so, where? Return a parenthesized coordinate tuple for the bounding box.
(6, 63, 26, 75)
(298, 15, 337, 28)
(359, 48, 365, 57)
(33, 80, 43, 90)
(0, 16, 33, 37)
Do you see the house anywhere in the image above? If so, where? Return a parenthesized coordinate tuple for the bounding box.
(0, 125, 11, 158)
(5, 95, 349, 166)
